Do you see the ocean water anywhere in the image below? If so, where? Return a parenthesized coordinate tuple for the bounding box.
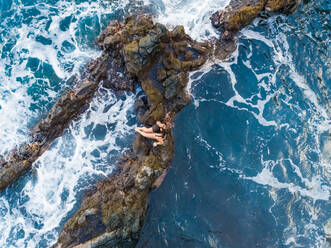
(0, 0, 136, 247)
(138, 1, 331, 247)
(0, 0, 330, 247)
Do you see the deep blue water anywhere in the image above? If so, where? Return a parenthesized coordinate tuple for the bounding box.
(138, 1, 331, 247)
(0, 0, 330, 247)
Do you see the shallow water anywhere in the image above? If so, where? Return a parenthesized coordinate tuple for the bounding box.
(0, 0, 330, 247)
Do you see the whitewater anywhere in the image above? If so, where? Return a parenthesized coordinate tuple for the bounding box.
(0, 0, 330, 247)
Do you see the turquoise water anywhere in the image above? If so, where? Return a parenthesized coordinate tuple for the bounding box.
(0, 0, 330, 247)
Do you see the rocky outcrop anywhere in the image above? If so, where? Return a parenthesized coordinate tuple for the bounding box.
(53, 15, 210, 248)
(0, 79, 99, 191)
(54, 5, 301, 245)
(0, 29, 134, 192)
(0, 1, 302, 246)
(0, 0, 301, 193)
(0, 143, 40, 191)
(211, 0, 301, 41)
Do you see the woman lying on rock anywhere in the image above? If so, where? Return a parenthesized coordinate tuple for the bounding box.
(135, 121, 167, 147)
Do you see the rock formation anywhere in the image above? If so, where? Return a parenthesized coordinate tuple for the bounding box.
(211, 0, 301, 41)
(0, 0, 302, 193)
(0, 0, 302, 247)
(53, 15, 210, 248)
(0, 31, 133, 191)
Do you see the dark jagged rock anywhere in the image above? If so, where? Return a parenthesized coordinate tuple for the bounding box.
(53, 15, 210, 248)
(0, 143, 40, 191)
(0, 25, 134, 192)
(211, 0, 301, 41)
(0, 77, 99, 191)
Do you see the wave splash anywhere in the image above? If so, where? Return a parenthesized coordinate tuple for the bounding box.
(0, 0, 135, 247)
(144, 0, 230, 41)
(0, 0, 329, 247)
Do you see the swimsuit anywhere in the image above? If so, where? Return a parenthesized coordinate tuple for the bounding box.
(152, 124, 165, 138)
(152, 124, 160, 132)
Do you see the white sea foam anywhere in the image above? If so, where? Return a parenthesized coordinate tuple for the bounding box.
(0, 88, 135, 247)
(0, 0, 127, 153)
(0, 0, 329, 247)
(0, 0, 134, 247)
(233, 18, 330, 247)
(182, 13, 330, 247)
(145, 0, 230, 41)
(244, 159, 329, 201)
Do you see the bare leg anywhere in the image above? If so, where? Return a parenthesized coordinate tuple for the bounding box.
(153, 139, 164, 147)
(136, 129, 159, 139)
(135, 127, 153, 133)
(152, 136, 164, 146)
(136, 130, 164, 143)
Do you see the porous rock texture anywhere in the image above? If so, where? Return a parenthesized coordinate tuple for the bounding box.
(53, 15, 210, 248)
(211, 0, 301, 41)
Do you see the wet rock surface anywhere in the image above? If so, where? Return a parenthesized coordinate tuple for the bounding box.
(211, 0, 301, 41)
(0, 143, 40, 191)
(0, 20, 135, 192)
(0, 78, 101, 191)
(1, 0, 301, 193)
(53, 15, 209, 248)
